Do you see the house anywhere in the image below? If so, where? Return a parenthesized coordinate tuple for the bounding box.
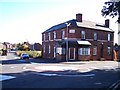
(42, 13, 114, 61)
(114, 44, 120, 60)
(29, 43, 42, 51)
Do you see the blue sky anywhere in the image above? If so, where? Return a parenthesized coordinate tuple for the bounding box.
(0, 0, 118, 44)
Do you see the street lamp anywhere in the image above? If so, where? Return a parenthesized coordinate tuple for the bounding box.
(65, 23, 71, 62)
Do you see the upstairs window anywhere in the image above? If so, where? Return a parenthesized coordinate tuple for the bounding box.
(94, 32, 97, 40)
(53, 31, 56, 39)
(108, 33, 110, 41)
(81, 31, 85, 39)
(61, 30, 65, 39)
(48, 32, 50, 40)
(69, 29, 75, 33)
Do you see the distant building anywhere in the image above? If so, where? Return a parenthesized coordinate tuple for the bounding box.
(42, 13, 114, 61)
(29, 43, 42, 51)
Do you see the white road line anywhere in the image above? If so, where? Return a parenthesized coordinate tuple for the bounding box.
(0, 75, 16, 81)
(33, 72, 95, 77)
(94, 82, 102, 85)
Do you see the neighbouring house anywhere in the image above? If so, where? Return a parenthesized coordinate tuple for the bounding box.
(29, 43, 42, 51)
(114, 44, 120, 60)
(42, 13, 114, 61)
(0, 42, 4, 50)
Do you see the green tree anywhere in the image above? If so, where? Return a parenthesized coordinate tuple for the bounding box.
(101, 0, 120, 23)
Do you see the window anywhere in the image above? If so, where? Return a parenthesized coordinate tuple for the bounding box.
(43, 34, 45, 41)
(78, 48, 90, 55)
(94, 32, 97, 40)
(93, 46, 97, 55)
(81, 31, 85, 39)
(107, 46, 111, 55)
(43, 45, 45, 53)
(108, 33, 110, 41)
(56, 47, 65, 55)
(48, 45, 50, 53)
(69, 29, 75, 33)
(48, 32, 50, 40)
(53, 31, 56, 39)
(61, 30, 65, 39)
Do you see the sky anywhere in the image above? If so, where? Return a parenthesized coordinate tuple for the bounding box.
(0, 0, 118, 44)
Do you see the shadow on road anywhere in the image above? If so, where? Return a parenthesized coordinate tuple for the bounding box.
(0, 58, 86, 65)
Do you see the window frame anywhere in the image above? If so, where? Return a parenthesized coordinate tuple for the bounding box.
(53, 31, 56, 39)
(94, 32, 97, 40)
(93, 46, 97, 55)
(61, 30, 65, 39)
(81, 31, 85, 39)
(48, 45, 50, 53)
(78, 48, 90, 55)
(107, 46, 111, 55)
(108, 33, 111, 41)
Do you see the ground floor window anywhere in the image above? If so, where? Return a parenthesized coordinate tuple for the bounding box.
(78, 48, 90, 55)
(56, 47, 65, 55)
(107, 46, 111, 55)
(93, 46, 97, 55)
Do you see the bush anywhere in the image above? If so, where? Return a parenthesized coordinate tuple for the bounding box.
(15, 50, 42, 58)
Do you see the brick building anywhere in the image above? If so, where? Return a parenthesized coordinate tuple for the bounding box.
(42, 13, 114, 61)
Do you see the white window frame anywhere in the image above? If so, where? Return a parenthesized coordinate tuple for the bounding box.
(62, 30, 65, 39)
(44, 34, 45, 41)
(48, 32, 50, 40)
(94, 32, 97, 40)
(56, 47, 65, 55)
(108, 33, 110, 41)
(79, 48, 90, 55)
(93, 46, 97, 55)
(107, 46, 111, 55)
(81, 31, 85, 39)
(48, 45, 50, 53)
(43, 45, 45, 53)
(53, 31, 56, 39)
(69, 29, 75, 33)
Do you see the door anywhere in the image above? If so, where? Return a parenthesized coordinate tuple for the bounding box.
(69, 48, 75, 60)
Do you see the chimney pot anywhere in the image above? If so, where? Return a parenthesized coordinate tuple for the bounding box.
(76, 13, 82, 22)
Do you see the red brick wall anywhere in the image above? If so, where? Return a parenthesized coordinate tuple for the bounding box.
(42, 26, 114, 60)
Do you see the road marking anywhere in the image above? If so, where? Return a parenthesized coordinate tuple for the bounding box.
(33, 72, 95, 77)
(0, 75, 16, 81)
(94, 82, 102, 85)
(34, 66, 78, 71)
(10, 66, 17, 68)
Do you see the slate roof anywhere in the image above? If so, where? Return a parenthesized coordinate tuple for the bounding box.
(43, 19, 114, 33)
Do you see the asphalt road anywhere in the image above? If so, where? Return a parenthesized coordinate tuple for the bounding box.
(0, 53, 120, 89)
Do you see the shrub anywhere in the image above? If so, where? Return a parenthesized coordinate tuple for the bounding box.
(15, 50, 42, 58)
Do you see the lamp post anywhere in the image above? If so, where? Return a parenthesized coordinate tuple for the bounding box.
(65, 23, 71, 62)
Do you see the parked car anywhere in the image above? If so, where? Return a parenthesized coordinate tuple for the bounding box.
(20, 53, 29, 59)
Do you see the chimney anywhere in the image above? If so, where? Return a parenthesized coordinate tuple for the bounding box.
(105, 19, 109, 28)
(76, 13, 82, 22)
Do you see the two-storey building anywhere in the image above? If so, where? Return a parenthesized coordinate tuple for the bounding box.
(42, 13, 114, 61)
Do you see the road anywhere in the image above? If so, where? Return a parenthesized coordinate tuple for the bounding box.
(0, 52, 120, 89)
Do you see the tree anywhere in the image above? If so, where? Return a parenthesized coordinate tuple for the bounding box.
(101, 0, 120, 23)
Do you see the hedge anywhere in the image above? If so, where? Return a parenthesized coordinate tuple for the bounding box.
(15, 51, 42, 58)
